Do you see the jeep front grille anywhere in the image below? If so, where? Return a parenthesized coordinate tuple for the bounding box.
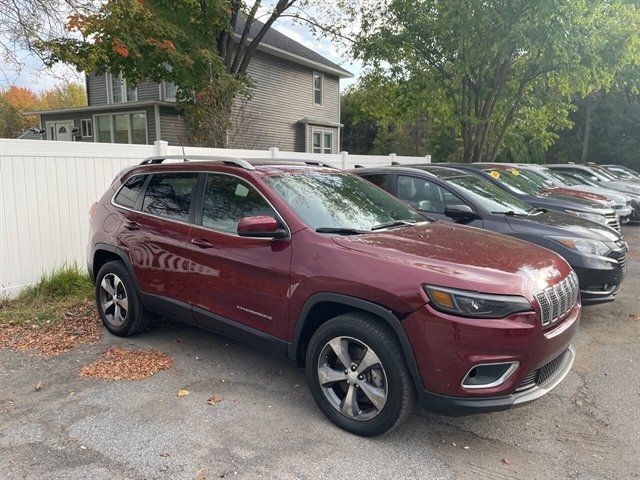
(535, 272, 579, 327)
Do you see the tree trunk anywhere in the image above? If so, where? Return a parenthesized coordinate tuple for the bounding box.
(580, 94, 594, 164)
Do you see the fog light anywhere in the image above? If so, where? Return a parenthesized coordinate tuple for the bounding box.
(461, 362, 519, 389)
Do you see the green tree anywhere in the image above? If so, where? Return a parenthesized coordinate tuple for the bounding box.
(350, 0, 640, 163)
(37, 0, 321, 146)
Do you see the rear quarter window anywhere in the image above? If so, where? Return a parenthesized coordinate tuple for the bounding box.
(113, 175, 146, 209)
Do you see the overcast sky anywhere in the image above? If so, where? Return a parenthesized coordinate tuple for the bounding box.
(0, 14, 361, 93)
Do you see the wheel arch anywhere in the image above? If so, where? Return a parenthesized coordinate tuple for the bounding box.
(91, 243, 140, 290)
(288, 293, 425, 392)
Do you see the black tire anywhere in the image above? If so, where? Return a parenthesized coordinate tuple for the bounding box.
(305, 312, 414, 436)
(95, 260, 149, 337)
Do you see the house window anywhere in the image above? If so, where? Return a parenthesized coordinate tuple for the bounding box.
(163, 81, 177, 101)
(312, 129, 333, 154)
(81, 119, 93, 137)
(313, 72, 323, 105)
(109, 73, 137, 103)
(95, 112, 148, 144)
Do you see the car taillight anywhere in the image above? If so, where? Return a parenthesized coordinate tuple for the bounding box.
(89, 202, 96, 218)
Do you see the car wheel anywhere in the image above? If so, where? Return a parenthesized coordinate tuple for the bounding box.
(305, 312, 414, 436)
(95, 260, 149, 337)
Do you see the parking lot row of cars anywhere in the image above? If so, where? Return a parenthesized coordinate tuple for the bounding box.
(353, 162, 638, 305)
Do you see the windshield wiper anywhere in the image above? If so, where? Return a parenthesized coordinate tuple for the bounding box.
(370, 220, 417, 231)
(316, 227, 369, 235)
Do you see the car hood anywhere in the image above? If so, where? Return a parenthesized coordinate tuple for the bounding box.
(562, 186, 630, 203)
(542, 187, 611, 205)
(504, 210, 621, 242)
(331, 221, 572, 298)
(602, 181, 640, 195)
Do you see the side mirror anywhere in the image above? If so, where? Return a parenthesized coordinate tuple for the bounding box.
(444, 204, 479, 221)
(237, 215, 287, 239)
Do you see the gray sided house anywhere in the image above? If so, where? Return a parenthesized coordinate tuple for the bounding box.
(28, 22, 351, 153)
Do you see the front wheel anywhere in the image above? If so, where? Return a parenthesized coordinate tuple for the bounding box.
(305, 313, 414, 436)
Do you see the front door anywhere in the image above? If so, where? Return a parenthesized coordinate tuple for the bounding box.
(48, 121, 74, 141)
(395, 174, 484, 228)
(186, 173, 292, 339)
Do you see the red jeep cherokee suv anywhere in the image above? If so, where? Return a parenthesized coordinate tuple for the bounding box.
(88, 156, 580, 436)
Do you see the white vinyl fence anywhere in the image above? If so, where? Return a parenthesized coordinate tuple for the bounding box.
(0, 138, 430, 296)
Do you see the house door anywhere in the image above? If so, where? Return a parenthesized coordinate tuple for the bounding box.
(48, 122, 74, 141)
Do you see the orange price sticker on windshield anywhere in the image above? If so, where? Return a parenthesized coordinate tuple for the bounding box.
(490, 170, 501, 179)
(511, 168, 520, 175)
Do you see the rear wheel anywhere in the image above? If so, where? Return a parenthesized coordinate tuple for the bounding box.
(95, 261, 149, 336)
(306, 312, 414, 436)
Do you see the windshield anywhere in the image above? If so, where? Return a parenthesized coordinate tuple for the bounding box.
(446, 175, 532, 214)
(264, 171, 424, 231)
(563, 170, 601, 186)
(545, 169, 581, 186)
(482, 168, 541, 195)
(516, 169, 555, 190)
(589, 165, 617, 181)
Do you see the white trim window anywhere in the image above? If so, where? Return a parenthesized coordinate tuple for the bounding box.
(312, 128, 333, 154)
(108, 73, 137, 103)
(94, 111, 148, 144)
(80, 119, 93, 138)
(312, 72, 323, 106)
(163, 81, 177, 101)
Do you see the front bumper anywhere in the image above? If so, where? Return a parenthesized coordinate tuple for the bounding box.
(402, 298, 580, 413)
(419, 346, 576, 415)
(573, 246, 627, 305)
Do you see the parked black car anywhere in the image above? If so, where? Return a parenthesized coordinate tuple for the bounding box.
(352, 165, 628, 304)
(427, 163, 622, 233)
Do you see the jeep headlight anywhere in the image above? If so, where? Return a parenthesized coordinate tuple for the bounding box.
(549, 236, 611, 256)
(423, 285, 533, 318)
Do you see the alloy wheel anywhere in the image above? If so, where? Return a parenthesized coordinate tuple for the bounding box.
(99, 273, 129, 327)
(317, 336, 388, 421)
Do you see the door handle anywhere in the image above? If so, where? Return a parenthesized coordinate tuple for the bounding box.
(123, 221, 140, 231)
(190, 238, 215, 249)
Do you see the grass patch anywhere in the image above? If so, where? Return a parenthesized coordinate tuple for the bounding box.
(0, 265, 94, 326)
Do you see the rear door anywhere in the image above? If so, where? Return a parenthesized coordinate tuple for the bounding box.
(185, 173, 292, 339)
(117, 171, 200, 306)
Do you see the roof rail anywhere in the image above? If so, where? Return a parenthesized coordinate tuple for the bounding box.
(139, 155, 255, 170)
(302, 160, 338, 169)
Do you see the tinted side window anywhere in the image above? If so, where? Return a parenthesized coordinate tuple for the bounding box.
(114, 175, 146, 209)
(361, 174, 388, 190)
(202, 174, 279, 234)
(142, 172, 199, 221)
(397, 175, 465, 214)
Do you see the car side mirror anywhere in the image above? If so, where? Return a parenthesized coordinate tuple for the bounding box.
(237, 215, 287, 239)
(444, 204, 479, 221)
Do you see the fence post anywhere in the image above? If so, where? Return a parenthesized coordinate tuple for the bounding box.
(269, 146, 279, 159)
(154, 140, 168, 157)
(389, 153, 397, 165)
(340, 151, 348, 169)
(425, 154, 432, 164)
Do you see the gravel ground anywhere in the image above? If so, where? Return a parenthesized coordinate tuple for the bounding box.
(1, 226, 638, 480)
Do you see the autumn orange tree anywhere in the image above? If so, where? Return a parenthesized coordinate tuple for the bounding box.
(0, 83, 86, 138)
(38, 0, 309, 146)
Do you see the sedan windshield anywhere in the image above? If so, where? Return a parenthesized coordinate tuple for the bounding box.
(446, 175, 531, 215)
(482, 168, 540, 195)
(264, 171, 424, 232)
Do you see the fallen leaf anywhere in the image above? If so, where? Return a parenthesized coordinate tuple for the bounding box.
(463, 446, 470, 450)
(575, 399, 584, 406)
(194, 467, 207, 480)
(35, 382, 44, 391)
(68, 390, 76, 396)
(177, 388, 190, 398)
(502, 458, 510, 465)
(160, 452, 171, 457)
(80, 348, 173, 381)
(207, 395, 222, 406)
